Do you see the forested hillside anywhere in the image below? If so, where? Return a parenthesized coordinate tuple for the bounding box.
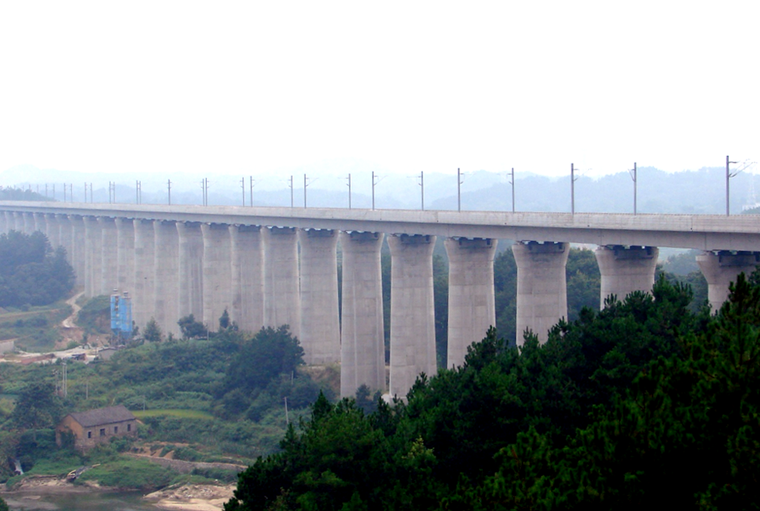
(0, 230, 74, 308)
(226, 274, 760, 510)
(0, 187, 50, 202)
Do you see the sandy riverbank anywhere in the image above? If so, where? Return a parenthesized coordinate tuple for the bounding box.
(145, 484, 236, 511)
(1, 475, 235, 511)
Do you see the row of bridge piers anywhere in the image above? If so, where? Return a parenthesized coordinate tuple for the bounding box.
(2, 209, 758, 398)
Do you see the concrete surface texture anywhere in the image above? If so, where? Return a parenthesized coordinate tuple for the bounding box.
(595, 245, 659, 308)
(82, 216, 101, 298)
(445, 237, 498, 368)
(298, 228, 340, 365)
(70, 215, 86, 287)
(115, 218, 136, 302)
(201, 223, 232, 332)
(57, 214, 73, 268)
(512, 241, 569, 345)
(339, 231, 385, 397)
(98, 217, 118, 296)
(132, 219, 156, 330)
(153, 220, 180, 336)
(23, 212, 34, 235)
(262, 226, 301, 340)
(229, 224, 264, 333)
(696, 251, 760, 311)
(388, 234, 438, 398)
(45, 213, 60, 248)
(177, 221, 204, 322)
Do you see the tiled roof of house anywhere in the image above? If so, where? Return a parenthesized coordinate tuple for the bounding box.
(68, 405, 135, 428)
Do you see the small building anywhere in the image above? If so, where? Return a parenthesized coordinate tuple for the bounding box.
(56, 405, 138, 450)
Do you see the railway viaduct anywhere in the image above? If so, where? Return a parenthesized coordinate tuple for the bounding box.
(2, 201, 759, 397)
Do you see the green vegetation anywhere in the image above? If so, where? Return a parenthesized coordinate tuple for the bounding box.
(0, 325, 332, 488)
(0, 230, 74, 308)
(76, 295, 111, 334)
(225, 274, 760, 510)
(0, 302, 70, 351)
(133, 409, 215, 420)
(0, 187, 51, 202)
(77, 457, 177, 490)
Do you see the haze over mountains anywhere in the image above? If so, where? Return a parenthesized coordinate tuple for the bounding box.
(2, 164, 759, 215)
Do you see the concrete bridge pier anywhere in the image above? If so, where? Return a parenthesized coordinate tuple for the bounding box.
(45, 214, 60, 247)
(697, 251, 760, 311)
(82, 216, 101, 298)
(153, 220, 180, 336)
(133, 219, 156, 329)
(595, 245, 659, 307)
(263, 226, 301, 340)
(201, 223, 232, 332)
(98, 217, 118, 295)
(512, 241, 569, 345)
(298, 228, 340, 365)
(0, 211, 6, 233)
(23, 212, 35, 235)
(33, 212, 45, 235)
(388, 234, 437, 398)
(70, 215, 86, 288)
(12, 212, 24, 233)
(177, 222, 204, 323)
(115, 218, 135, 298)
(339, 231, 385, 397)
(445, 237, 498, 368)
(229, 224, 264, 333)
(57, 214, 73, 261)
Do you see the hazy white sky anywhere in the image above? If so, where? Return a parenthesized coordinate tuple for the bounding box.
(1, 1, 757, 179)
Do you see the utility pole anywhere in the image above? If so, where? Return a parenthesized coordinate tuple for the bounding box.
(509, 168, 515, 213)
(303, 174, 308, 208)
(419, 171, 425, 210)
(289, 176, 294, 208)
(52, 184, 55, 200)
(570, 163, 579, 215)
(241, 177, 245, 206)
(249, 176, 254, 207)
(63, 184, 67, 202)
(372, 171, 377, 210)
(629, 162, 638, 215)
(136, 180, 141, 204)
(457, 168, 463, 212)
(727, 155, 738, 216)
(347, 173, 352, 209)
(167, 179, 172, 205)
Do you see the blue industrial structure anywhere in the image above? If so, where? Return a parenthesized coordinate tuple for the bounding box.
(110, 291, 133, 340)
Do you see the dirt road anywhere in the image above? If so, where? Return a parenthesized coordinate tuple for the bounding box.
(62, 291, 84, 328)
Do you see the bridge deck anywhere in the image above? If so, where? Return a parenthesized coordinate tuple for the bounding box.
(2, 201, 759, 251)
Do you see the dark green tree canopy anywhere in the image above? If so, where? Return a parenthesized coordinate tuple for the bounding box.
(226, 274, 759, 511)
(11, 381, 63, 432)
(178, 314, 207, 339)
(0, 231, 74, 307)
(223, 326, 304, 395)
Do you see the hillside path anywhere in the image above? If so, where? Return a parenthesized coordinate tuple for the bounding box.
(62, 291, 84, 328)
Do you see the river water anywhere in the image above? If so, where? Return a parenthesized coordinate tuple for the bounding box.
(4, 490, 162, 511)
